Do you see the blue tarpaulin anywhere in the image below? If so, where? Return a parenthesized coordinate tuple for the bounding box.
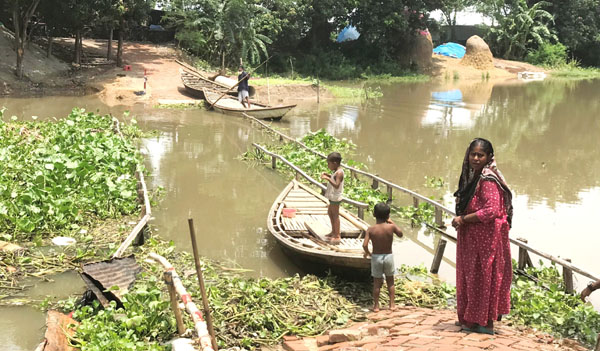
(433, 43, 466, 59)
(336, 25, 360, 43)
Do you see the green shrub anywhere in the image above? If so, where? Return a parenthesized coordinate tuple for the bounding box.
(526, 43, 568, 67)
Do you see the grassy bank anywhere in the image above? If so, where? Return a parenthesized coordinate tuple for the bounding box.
(250, 73, 430, 99)
(548, 61, 600, 79)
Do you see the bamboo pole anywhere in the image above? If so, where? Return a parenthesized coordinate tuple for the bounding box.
(165, 271, 186, 335)
(149, 253, 215, 351)
(188, 218, 218, 351)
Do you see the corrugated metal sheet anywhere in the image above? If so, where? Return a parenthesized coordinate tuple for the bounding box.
(81, 255, 141, 303)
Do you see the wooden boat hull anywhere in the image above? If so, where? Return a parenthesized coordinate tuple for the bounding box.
(180, 71, 234, 99)
(204, 88, 296, 121)
(267, 180, 370, 271)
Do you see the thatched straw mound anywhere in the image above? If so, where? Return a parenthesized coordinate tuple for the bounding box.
(460, 35, 494, 70)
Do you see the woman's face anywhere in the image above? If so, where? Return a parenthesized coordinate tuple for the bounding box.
(469, 144, 489, 172)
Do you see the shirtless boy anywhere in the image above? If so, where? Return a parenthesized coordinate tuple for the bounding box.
(362, 202, 403, 311)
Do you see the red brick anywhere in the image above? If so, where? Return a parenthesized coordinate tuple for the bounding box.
(362, 343, 379, 350)
(284, 335, 300, 341)
(420, 316, 442, 325)
(283, 340, 310, 351)
(435, 331, 463, 337)
(316, 335, 330, 346)
(347, 322, 369, 330)
(352, 336, 388, 347)
(329, 330, 362, 343)
(382, 336, 415, 346)
(456, 338, 494, 348)
(462, 333, 492, 342)
(375, 321, 396, 329)
(367, 326, 381, 336)
(389, 328, 414, 336)
(491, 337, 519, 347)
(405, 337, 435, 346)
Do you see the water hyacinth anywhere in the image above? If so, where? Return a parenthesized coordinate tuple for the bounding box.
(0, 108, 143, 240)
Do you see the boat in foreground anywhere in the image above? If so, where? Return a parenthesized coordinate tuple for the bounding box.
(267, 179, 370, 270)
(180, 70, 234, 99)
(203, 88, 296, 121)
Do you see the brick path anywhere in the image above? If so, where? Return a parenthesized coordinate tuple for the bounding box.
(279, 306, 588, 351)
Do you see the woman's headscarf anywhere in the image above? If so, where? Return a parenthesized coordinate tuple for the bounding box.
(453, 138, 513, 226)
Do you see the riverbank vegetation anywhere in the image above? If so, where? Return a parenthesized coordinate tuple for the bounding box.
(53, 231, 456, 350)
(0, 108, 145, 294)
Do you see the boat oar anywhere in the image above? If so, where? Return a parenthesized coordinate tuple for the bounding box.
(207, 55, 273, 110)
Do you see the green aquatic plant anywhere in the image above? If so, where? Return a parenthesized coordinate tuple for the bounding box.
(510, 261, 600, 347)
(70, 276, 174, 351)
(0, 108, 143, 240)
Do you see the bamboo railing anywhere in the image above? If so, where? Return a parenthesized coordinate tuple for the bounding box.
(253, 143, 369, 219)
(111, 117, 152, 258)
(246, 116, 599, 292)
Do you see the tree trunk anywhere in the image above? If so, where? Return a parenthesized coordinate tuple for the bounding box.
(13, 4, 24, 79)
(107, 28, 113, 60)
(116, 18, 124, 67)
(74, 29, 81, 64)
(12, 0, 41, 79)
(47, 35, 53, 57)
(450, 12, 457, 42)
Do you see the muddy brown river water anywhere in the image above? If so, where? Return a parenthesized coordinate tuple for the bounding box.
(1, 78, 599, 350)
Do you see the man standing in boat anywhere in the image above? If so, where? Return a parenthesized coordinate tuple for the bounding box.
(238, 65, 251, 108)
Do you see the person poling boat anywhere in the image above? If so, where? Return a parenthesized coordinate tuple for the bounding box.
(238, 65, 251, 108)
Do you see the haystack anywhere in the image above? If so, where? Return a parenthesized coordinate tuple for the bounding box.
(413, 30, 433, 69)
(460, 35, 494, 70)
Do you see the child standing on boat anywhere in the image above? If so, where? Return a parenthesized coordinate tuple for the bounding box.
(363, 202, 403, 311)
(321, 152, 344, 245)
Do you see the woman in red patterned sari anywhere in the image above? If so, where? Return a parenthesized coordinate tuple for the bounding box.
(451, 138, 513, 335)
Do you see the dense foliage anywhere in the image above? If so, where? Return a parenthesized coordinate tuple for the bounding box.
(0, 108, 142, 240)
(161, 0, 436, 79)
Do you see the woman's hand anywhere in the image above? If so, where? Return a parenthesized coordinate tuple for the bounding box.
(321, 172, 330, 180)
(452, 216, 465, 229)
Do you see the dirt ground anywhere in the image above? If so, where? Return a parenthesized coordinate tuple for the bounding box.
(1, 33, 544, 105)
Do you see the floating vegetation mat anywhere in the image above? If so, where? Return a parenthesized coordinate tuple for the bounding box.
(0, 107, 146, 296)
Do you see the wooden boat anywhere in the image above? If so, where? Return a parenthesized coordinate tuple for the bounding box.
(203, 88, 297, 121)
(180, 70, 234, 99)
(267, 179, 371, 270)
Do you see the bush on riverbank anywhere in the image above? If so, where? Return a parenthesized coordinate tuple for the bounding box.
(0, 108, 142, 241)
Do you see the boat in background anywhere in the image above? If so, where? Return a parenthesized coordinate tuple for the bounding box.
(203, 88, 296, 121)
(180, 70, 234, 99)
(267, 179, 370, 271)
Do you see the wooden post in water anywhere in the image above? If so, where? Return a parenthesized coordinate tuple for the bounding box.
(295, 171, 300, 180)
(434, 207, 443, 227)
(371, 177, 379, 190)
(188, 219, 218, 351)
(165, 271, 186, 335)
(517, 238, 533, 270)
(386, 185, 393, 204)
(271, 155, 276, 169)
(358, 207, 365, 220)
(351, 170, 356, 180)
(430, 238, 447, 274)
(563, 258, 574, 294)
(413, 197, 419, 208)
